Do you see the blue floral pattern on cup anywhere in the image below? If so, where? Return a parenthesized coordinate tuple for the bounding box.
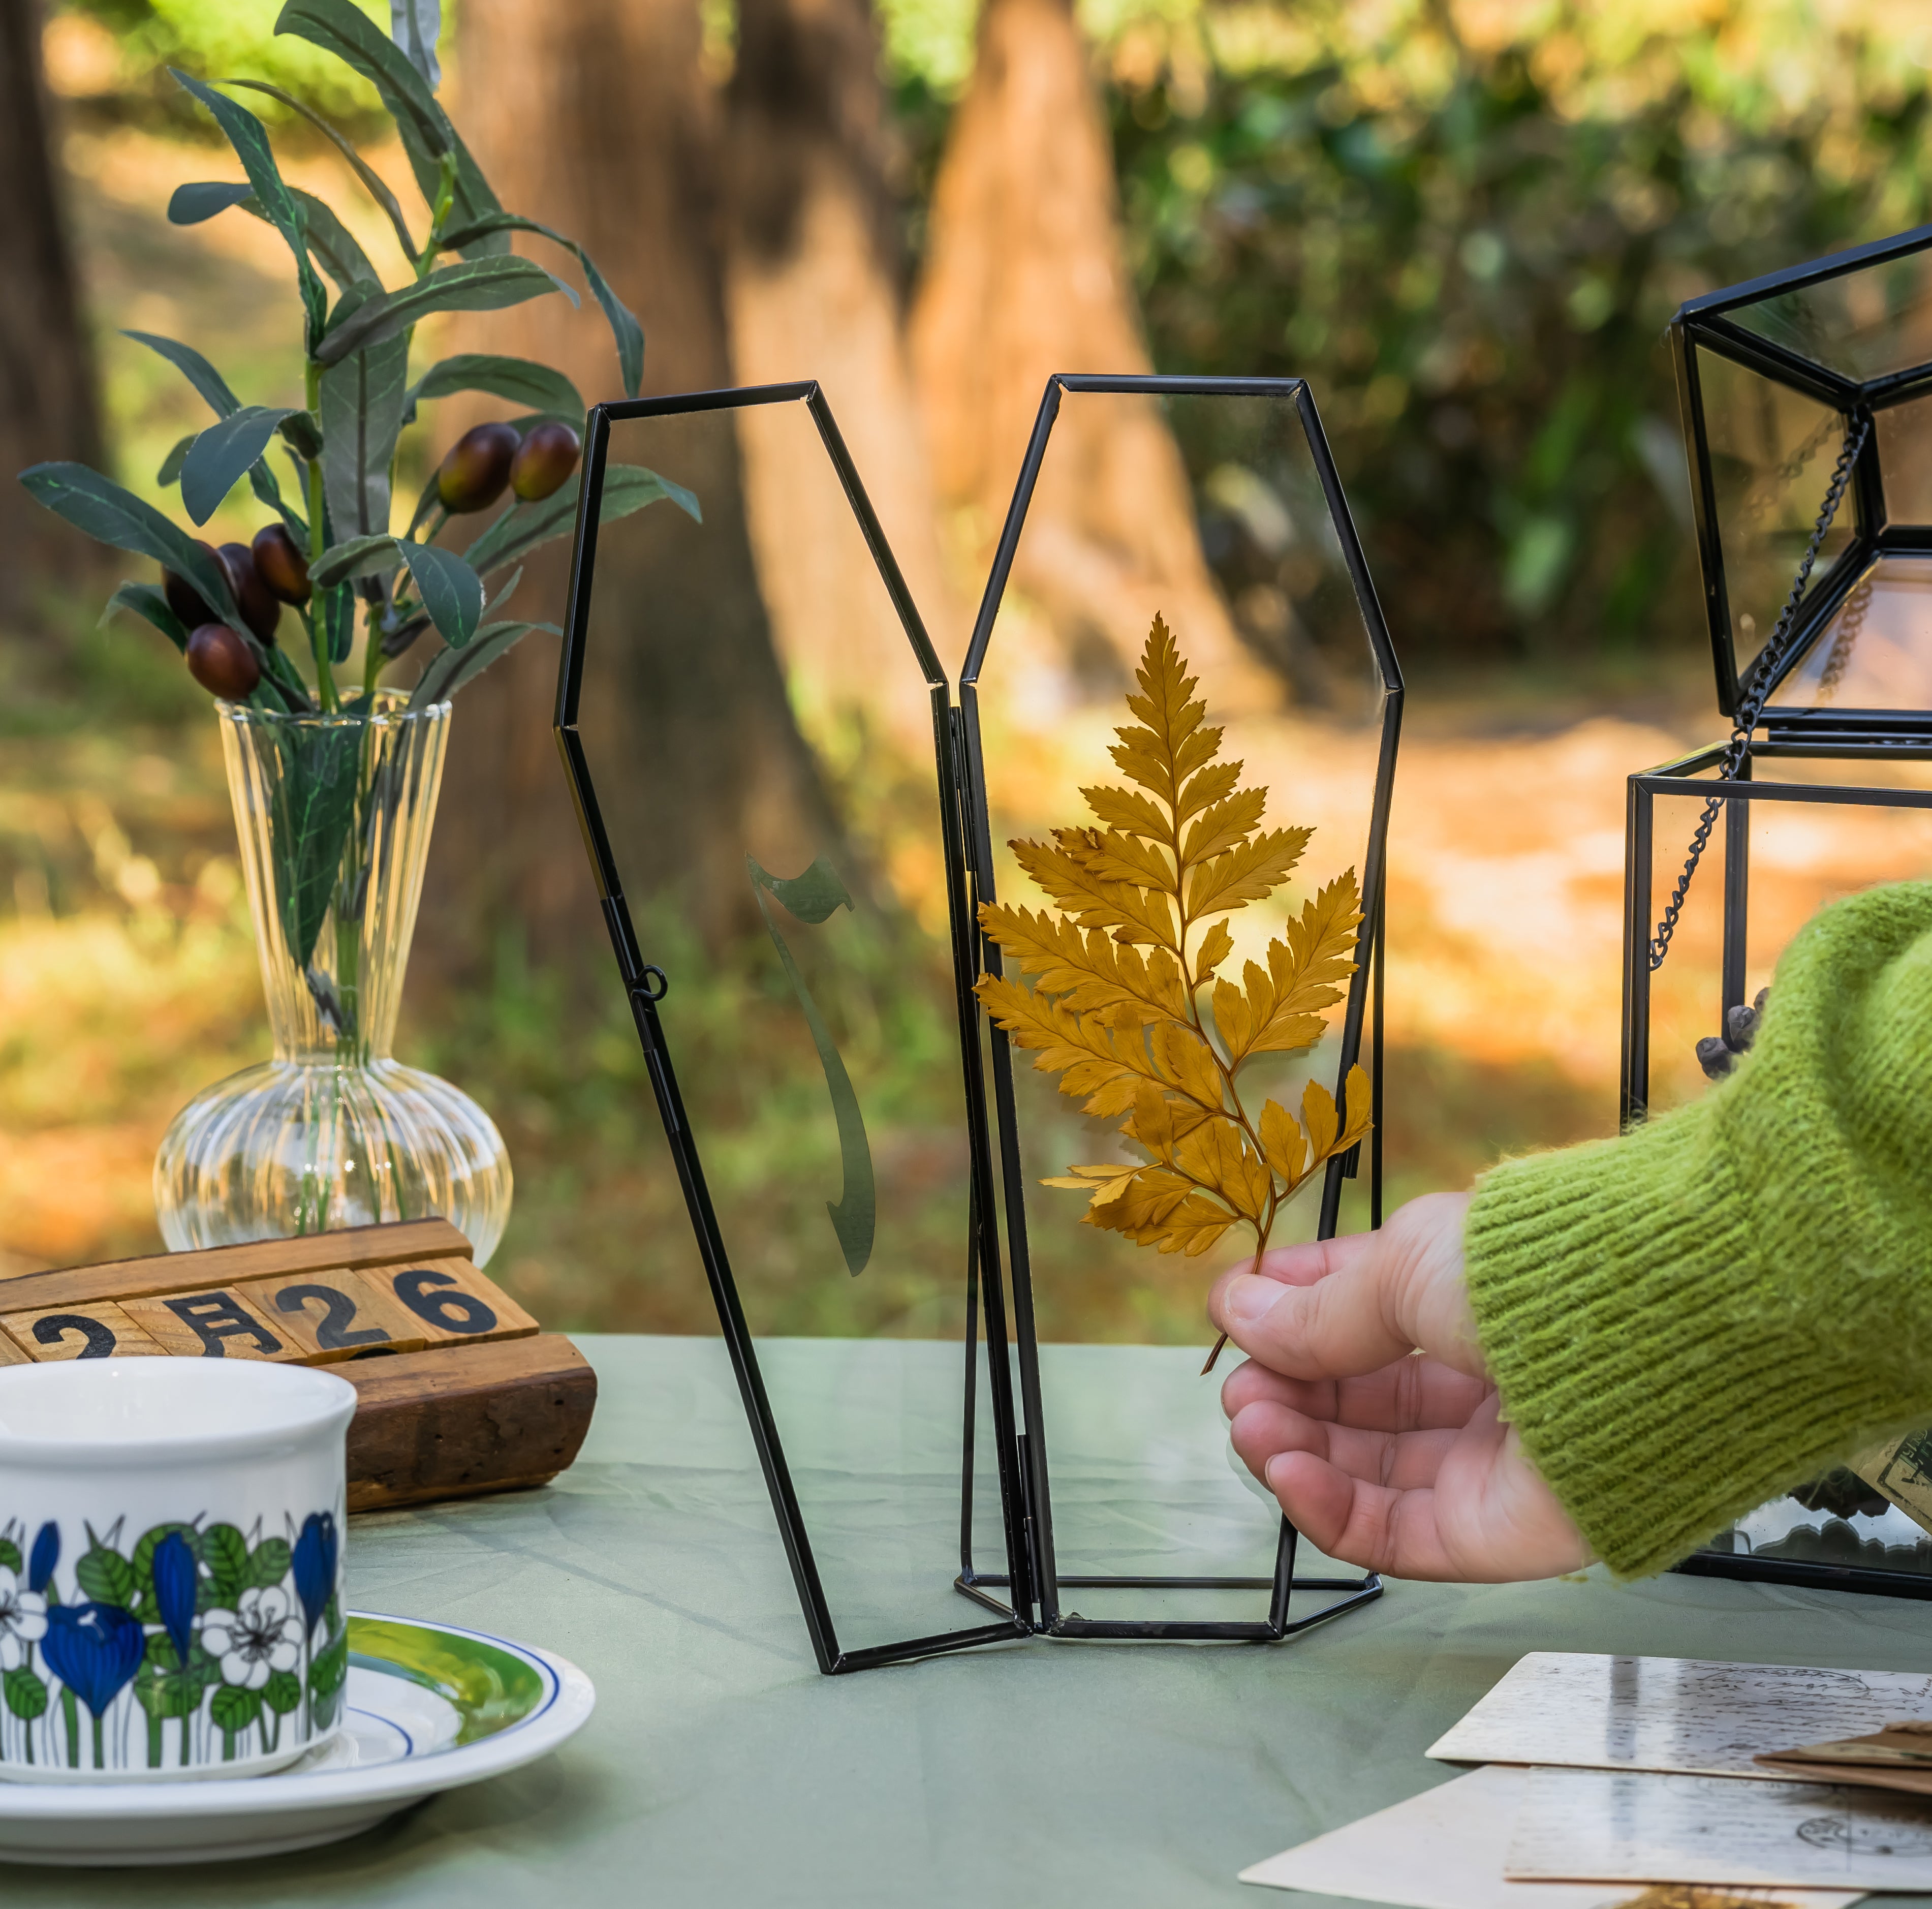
(0, 1514, 346, 1773)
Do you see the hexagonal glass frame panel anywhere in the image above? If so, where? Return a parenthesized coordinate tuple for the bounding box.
(1673, 222, 1932, 724)
(555, 376, 1401, 1672)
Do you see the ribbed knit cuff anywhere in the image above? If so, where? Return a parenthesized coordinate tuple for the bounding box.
(1466, 1109, 1910, 1580)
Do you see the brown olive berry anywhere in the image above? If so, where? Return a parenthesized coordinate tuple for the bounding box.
(437, 422, 521, 513)
(217, 542, 280, 645)
(185, 623, 261, 700)
(163, 540, 220, 630)
(510, 421, 583, 502)
(252, 522, 311, 606)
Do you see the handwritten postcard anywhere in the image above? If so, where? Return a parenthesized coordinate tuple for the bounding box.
(1240, 1765, 1864, 1909)
(1507, 1765, 1932, 1889)
(1428, 1653, 1932, 1778)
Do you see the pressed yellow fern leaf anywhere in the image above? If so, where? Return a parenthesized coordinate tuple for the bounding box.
(973, 613, 1374, 1367)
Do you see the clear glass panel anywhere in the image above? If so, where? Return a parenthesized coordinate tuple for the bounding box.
(569, 396, 1006, 1651)
(968, 385, 1393, 1613)
(1767, 554, 1932, 711)
(1638, 772, 1932, 1124)
(1701, 1489, 1932, 1581)
(1877, 395, 1932, 527)
(1727, 245, 1932, 384)
(1698, 346, 1854, 684)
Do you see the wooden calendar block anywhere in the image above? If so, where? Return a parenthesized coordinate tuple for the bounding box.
(0, 1221, 593, 1511)
(357, 1256, 539, 1349)
(237, 1267, 431, 1361)
(1, 1301, 166, 1361)
(120, 1286, 303, 1362)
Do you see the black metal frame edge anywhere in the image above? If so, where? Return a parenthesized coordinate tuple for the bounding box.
(1621, 738, 1932, 1127)
(555, 388, 1031, 1672)
(955, 373, 1393, 1639)
(555, 374, 1399, 1662)
(1672, 223, 1932, 718)
(1675, 1548, 1932, 1602)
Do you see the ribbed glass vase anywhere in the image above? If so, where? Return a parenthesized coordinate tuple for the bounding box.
(154, 694, 512, 1262)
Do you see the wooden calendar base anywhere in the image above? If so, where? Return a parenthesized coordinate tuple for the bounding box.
(0, 1218, 597, 1512)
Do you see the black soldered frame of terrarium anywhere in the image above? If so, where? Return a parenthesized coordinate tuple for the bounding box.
(1626, 225, 1932, 1599)
(554, 375, 1400, 1672)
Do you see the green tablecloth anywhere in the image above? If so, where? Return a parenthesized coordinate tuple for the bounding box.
(31, 1334, 1932, 1906)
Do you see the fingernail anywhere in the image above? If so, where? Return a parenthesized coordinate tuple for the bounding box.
(1222, 1274, 1283, 1328)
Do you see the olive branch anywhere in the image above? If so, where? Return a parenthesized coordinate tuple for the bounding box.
(975, 614, 1371, 1370)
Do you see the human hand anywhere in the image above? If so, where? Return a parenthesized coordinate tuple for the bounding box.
(1207, 1192, 1591, 1582)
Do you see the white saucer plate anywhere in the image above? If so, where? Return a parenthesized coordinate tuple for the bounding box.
(0, 1611, 595, 1866)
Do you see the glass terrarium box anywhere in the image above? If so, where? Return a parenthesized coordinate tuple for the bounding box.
(1628, 223, 1932, 1594)
(554, 376, 1403, 1669)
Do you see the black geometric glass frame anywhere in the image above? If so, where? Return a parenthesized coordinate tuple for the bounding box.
(1627, 227, 1932, 1598)
(555, 376, 1401, 1672)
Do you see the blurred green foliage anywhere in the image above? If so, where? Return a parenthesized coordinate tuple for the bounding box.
(52, 0, 388, 128)
(885, 0, 1932, 665)
(1110, 4, 1932, 664)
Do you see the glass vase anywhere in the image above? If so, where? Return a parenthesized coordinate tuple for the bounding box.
(154, 693, 512, 1263)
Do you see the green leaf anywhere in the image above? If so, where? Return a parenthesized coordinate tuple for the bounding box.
(121, 330, 239, 419)
(210, 1684, 261, 1735)
(406, 352, 583, 423)
(247, 1537, 291, 1590)
(0, 1538, 19, 1574)
(748, 856, 874, 1274)
(218, 79, 416, 260)
(156, 434, 195, 486)
(482, 563, 522, 619)
(460, 461, 697, 578)
(182, 407, 300, 527)
(251, 457, 306, 541)
(311, 532, 401, 590)
(320, 332, 409, 544)
(274, 0, 506, 256)
(171, 70, 329, 352)
(4, 1667, 47, 1722)
(323, 580, 358, 667)
(134, 1658, 200, 1719)
(438, 212, 642, 398)
(104, 581, 191, 653)
(316, 255, 572, 366)
(263, 1668, 302, 1715)
(280, 410, 325, 461)
(272, 720, 364, 967)
(75, 1546, 138, 1610)
(409, 618, 557, 707)
(307, 1627, 348, 1699)
(461, 461, 703, 583)
(398, 540, 482, 647)
(21, 464, 239, 625)
(284, 188, 379, 293)
(168, 180, 254, 225)
(186, 178, 381, 295)
(203, 1524, 249, 1605)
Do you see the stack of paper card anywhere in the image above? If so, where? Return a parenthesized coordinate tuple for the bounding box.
(1242, 1652, 1932, 1906)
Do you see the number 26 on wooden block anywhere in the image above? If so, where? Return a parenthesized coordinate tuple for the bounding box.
(0, 1257, 533, 1365)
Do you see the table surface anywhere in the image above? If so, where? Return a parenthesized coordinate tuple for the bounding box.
(26, 1333, 1932, 1908)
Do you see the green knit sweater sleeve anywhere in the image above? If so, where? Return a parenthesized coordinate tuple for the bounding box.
(1464, 879, 1932, 1579)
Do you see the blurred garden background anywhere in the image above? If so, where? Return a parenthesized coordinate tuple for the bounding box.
(4, 0, 1932, 1339)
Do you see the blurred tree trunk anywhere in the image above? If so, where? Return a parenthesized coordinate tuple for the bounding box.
(723, 0, 962, 725)
(425, 0, 835, 984)
(0, 0, 103, 623)
(908, 0, 1274, 708)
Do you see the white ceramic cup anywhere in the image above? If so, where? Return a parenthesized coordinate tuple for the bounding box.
(0, 1358, 355, 1784)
